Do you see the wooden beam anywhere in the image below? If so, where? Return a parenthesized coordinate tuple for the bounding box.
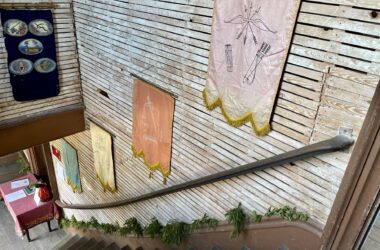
(42, 143, 60, 201)
(0, 104, 85, 157)
(321, 80, 380, 249)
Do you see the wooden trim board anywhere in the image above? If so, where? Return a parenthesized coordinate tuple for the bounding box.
(321, 80, 380, 249)
(65, 217, 322, 250)
(0, 104, 85, 157)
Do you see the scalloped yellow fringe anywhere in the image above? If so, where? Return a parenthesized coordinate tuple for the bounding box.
(131, 145, 169, 184)
(66, 177, 82, 193)
(96, 173, 116, 193)
(202, 89, 271, 136)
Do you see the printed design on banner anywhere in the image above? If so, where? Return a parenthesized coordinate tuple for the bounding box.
(224, 4, 276, 45)
(51, 145, 61, 161)
(18, 38, 44, 55)
(34, 58, 56, 73)
(0, 9, 60, 101)
(28, 19, 53, 36)
(9, 58, 33, 75)
(132, 79, 175, 184)
(203, 0, 301, 136)
(4, 19, 28, 37)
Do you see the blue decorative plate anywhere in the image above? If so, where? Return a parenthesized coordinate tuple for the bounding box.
(28, 19, 53, 36)
(18, 39, 44, 55)
(4, 19, 28, 37)
(34, 58, 56, 73)
(9, 59, 33, 75)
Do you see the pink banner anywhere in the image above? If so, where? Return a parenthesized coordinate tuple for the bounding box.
(204, 0, 300, 135)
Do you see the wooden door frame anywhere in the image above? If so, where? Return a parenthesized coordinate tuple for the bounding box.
(24, 148, 39, 175)
(321, 81, 380, 249)
(26, 143, 60, 201)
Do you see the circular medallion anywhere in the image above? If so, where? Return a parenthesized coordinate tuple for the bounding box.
(28, 19, 53, 36)
(4, 19, 28, 37)
(18, 39, 44, 55)
(9, 59, 33, 75)
(34, 58, 56, 73)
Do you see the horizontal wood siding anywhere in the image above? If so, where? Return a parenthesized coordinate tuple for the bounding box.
(0, 0, 82, 124)
(54, 0, 380, 228)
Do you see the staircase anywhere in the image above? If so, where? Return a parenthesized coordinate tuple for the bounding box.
(53, 234, 134, 250)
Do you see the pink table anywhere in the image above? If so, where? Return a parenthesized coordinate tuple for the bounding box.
(0, 173, 60, 241)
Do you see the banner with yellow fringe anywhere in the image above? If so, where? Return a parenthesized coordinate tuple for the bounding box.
(132, 79, 175, 184)
(90, 122, 116, 193)
(60, 139, 82, 193)
(204, 0, 300, 136)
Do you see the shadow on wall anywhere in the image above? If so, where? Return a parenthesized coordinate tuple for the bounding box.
(0, 152, 28, 184)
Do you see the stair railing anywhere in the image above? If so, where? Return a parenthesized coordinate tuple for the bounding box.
(56, 135, 354, 209)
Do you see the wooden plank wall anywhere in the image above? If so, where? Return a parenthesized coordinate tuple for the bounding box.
(0, 0, 82, 123)
(53, 0, 380, 228)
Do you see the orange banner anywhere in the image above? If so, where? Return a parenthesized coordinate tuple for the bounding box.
(132, 79, 175, 183)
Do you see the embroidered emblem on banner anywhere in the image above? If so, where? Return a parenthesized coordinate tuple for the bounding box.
(1, 9, 59, 101)
(203, 0, 300, 136)
(132, 79, 175, 184)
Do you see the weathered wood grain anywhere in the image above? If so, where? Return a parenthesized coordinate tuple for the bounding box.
(50, 0, 380, 230)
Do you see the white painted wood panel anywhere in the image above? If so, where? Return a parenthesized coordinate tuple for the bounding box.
(54, 0, 380, 229)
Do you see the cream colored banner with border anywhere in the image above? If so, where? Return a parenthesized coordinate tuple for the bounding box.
(90, 122, 116, 193)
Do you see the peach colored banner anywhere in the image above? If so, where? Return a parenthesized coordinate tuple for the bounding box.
(132, 79, 175, 182)
(204, 0, 300, 136)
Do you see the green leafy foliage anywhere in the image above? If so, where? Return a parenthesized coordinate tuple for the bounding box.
(161, 220, 190, 246)
(190, 213, 219, 232)
(69, 215, 90, 230)
(225, 203, 246, 239)
(17, 152, 30, 174)
(250, 210, 263, 223)
(59, 218, 71, 228)
(57, 204, 308, 246)
(71, 215, 78, 226)
(88, 216, 100, 229)
(99, 222, 119, 234)
(76, 220, 90, 230)
(265, 206, 309, 221)
(144, 217, 163, 238)
(119, 218, 143, 237)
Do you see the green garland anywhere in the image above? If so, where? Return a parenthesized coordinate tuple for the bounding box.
(250, 210, 263, 223)
(190, 213, 219, 232)
(144, 217, 163, 238)
(120, 218, 143, 236)
(225, 203, 246, 239)
(60, 205, 308, 246)
(265, 206, 309, 221)
(161, 220, 190, 245)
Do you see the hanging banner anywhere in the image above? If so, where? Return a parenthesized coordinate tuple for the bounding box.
(203, 0, 300, 136)
(60, 139, 82, 193)
(132, 79, 175, 183)
(0, 9, 59, 101)
(90, 122, 116, 193)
